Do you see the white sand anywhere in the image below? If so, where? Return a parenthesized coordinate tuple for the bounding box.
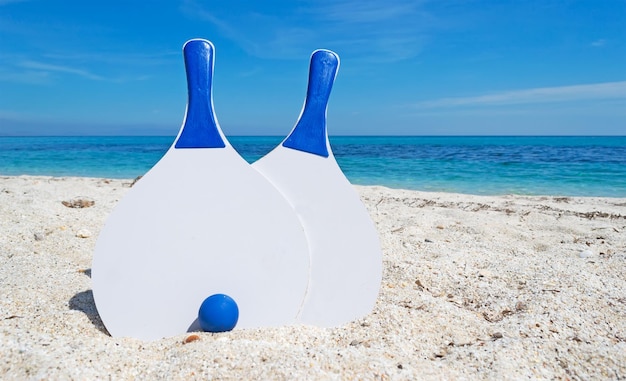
(1, 175, 625, 380)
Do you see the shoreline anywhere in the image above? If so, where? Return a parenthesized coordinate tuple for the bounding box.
(1, 175, 625, 379)
(3, 174, 626, 200)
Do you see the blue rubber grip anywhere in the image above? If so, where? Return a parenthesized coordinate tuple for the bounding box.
(282, 50, 339, 157)
(175, 39, 226, 149)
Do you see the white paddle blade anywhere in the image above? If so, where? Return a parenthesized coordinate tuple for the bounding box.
(91, 39, 310, 341)
(253, 50, 382, 327)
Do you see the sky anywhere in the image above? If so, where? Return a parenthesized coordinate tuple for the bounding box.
(1, 0, 625, 136)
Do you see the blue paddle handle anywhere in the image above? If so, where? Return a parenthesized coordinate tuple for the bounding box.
(282, 50, 339, 158)
(175, 39, 226, 149)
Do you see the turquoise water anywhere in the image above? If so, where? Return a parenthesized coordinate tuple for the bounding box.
(1, 136, 625, 197)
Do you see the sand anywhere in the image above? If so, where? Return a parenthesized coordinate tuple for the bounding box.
(1, 175, 625, 380)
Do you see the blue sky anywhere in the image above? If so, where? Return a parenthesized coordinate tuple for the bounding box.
(1, 0, 625, 136)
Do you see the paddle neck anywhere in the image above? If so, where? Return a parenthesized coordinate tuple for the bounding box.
(282, 50, 339, 158)
(175, 39, 226, 149)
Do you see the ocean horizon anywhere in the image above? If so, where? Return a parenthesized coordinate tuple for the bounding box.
(1, 135, 625, 197)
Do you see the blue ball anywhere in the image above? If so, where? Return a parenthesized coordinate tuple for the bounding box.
(198, 294, 239, 332)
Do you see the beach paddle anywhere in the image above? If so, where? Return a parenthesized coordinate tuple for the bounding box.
(91, 39, 310, 341)
(252, 50, 382, 326)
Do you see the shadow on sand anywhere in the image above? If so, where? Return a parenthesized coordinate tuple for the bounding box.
(68, 268, 110, 336)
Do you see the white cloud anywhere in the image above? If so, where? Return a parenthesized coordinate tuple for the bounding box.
(42, 51, 179, 66)
(0, 0, 29, 5)
(181, 0, 432, 61)
(315, 0, 426, 23)
(20, 60, 104, 80)
(1, 58, 155, 84)
(0, 66, 50, 84)
(413, 81, 626, 109)
(591, 39, 607, 47)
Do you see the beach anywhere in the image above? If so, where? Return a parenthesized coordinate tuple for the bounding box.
(1, 175, 625, 380)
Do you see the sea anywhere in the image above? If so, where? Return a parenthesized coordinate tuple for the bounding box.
(1, 136, 625, 197)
